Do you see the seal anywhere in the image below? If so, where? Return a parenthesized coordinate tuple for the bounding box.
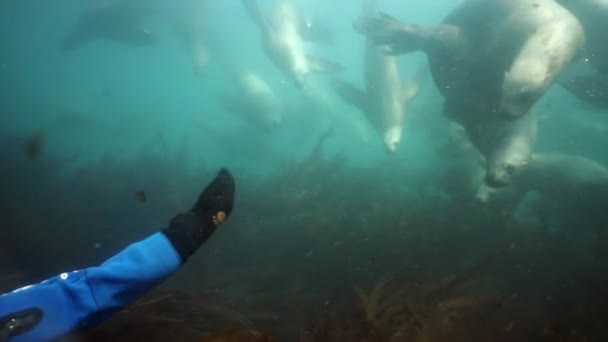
(449, 104, 539, 188)
(62, 0, 210, 77)
(354, 0, 585, 120)
(556, 0, 608, 109)
(519, 152, 608, 197)
(332, 2, 422, 153)
(242, 0, 341, 86)
(332, 69, 421, 153)
(514, 152, 608, 228)
(60, 1, 158, 51)
(433, 122, 526, 210)
(221, 71, 284, 133)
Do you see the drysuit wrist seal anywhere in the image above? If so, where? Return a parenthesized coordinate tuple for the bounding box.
(161, 212, 214, 264)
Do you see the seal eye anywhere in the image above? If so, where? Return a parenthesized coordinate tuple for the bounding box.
(505, 163, 516, 175)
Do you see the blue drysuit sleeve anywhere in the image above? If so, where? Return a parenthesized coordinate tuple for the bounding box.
(0, 232, 182, 342)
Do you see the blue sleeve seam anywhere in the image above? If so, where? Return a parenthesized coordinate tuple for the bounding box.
(83, 270, 101, 313)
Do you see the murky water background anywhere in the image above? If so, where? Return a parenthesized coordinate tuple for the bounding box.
(1, 1, 608, 341)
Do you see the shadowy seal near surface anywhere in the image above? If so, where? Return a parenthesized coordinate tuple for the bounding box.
(60, 2, 158, 51)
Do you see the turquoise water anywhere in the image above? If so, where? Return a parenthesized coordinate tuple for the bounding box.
(1, 1, 608, 341)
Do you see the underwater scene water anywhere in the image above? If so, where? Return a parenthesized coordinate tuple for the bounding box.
(1, 0, 608, 341)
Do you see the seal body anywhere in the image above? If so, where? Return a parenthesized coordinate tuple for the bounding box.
(519, 153, 608, 197)
(242, 0, 340, 86)
(223, 72, 284, 133)
(62, 0, 210, 76)
(332, 35, 420, 153)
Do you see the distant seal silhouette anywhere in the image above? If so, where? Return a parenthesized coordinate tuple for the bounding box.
(519, 152, 608, 198)
(60, 2, 158, 50)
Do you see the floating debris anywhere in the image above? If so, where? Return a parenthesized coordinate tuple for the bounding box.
(24, 131, 45, 160)
(135, 191, 147, 203)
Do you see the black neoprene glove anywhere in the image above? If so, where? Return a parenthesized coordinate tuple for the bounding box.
(162, 168, 235, 263)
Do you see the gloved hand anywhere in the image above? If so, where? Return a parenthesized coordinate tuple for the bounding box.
(162, 168, 235, 263)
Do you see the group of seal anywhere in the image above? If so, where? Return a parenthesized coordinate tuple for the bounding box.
(354, 0, 590, 187)
(60, 0, 608, 190)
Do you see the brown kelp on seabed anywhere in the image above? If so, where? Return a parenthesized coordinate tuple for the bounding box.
(2, 128, 608, 341)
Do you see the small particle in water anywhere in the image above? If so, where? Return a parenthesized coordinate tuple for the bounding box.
(135, 191, 147, 203)
(25, 132, 45, 160)
(101, 86, 113, 98)
(94, 242, 101, 249)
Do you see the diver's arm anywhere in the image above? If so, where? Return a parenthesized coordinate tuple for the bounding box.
(0, 169, 235, 342)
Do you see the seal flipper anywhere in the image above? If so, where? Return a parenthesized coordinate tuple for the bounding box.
(500, 20, 584, 119)
(354, 12, 428, 55)
(561, 74, 608, 110)
(307, 55, 343, 74)
(104, 25, 156, 47)
(331, 79, 367, 112)
(402, 83, 420, 106)
(60, 9, 105, 50)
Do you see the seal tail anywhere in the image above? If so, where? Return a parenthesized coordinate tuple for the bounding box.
(241, 0, 266, 29)
(60, 12, 99, 51)
(299, 19, 335, 46)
